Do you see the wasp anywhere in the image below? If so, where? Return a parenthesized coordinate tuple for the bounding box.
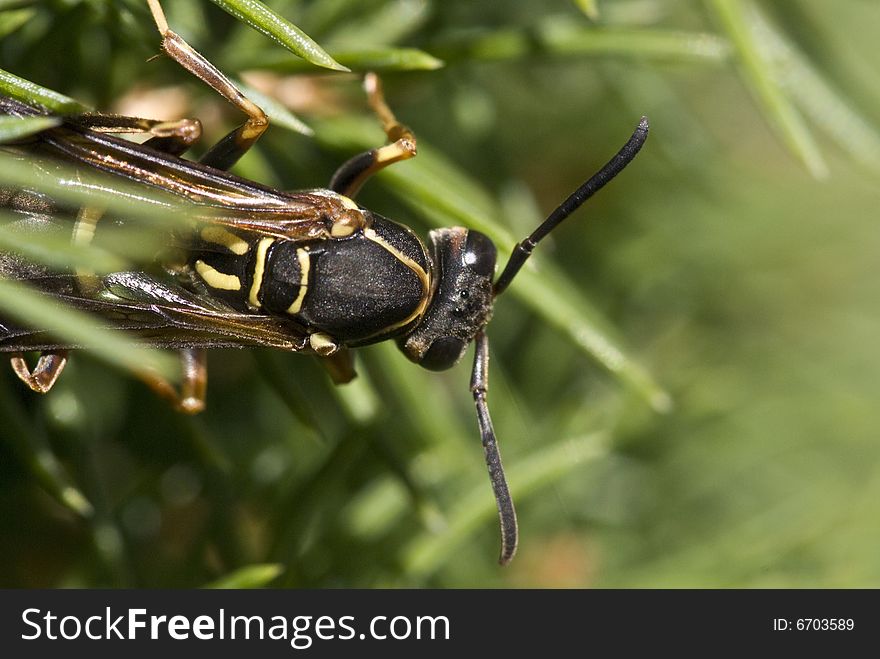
(0, 1, 648, 565)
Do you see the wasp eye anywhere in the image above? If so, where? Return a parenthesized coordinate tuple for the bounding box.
(420, 336, 467, 371)
(464, 231, 497, 277)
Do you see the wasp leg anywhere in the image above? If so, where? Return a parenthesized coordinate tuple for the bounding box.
(318, 348, 357, 385)
(146, 0, 268, 170)
(66, 114, 203, 156)
(329, 73, 417, 199)
(10, 350, 68, 394)
(140, 348, 207, 414)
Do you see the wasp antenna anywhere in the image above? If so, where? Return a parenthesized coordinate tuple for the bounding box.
(493, 116, 649, 296)
(470, 331, 518, 565)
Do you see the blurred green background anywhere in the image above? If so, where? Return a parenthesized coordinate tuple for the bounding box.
(0, 0, 878, 588)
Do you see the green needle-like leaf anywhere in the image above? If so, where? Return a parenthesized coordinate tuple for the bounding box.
(204, 563, 284, 588)
(0, 68, 89, 114)
(0, 8, 34, 39)
(537, 21, 731, 63)
(745, 6, 880, 175)
(240, 47, 444, 73)
(209, 0, 349, 72)
(573, 0, 600, 21)
(706, 0, 828, 178)
(431, 22, 730, 64)
(0, 115, 59, 142)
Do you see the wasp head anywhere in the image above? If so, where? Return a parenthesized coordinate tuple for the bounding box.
(398, 227, 497, 370)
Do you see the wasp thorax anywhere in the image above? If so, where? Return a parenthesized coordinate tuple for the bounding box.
(398, 228, 497, 370)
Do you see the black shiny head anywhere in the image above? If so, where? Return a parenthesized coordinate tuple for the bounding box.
(398, 228, 497, 370)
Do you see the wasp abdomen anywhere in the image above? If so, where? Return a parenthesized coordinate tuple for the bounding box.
(189, 226, 258, 309)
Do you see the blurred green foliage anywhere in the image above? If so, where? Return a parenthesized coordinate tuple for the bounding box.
(0, 0, 878, 588)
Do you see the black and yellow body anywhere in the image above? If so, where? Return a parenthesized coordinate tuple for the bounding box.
(0, 0, 649, 566)
(0, 93, 498, 371)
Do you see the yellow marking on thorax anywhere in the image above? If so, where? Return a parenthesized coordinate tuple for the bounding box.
(249, 237, 275, 308)
(200, 226, 249, 255)
(286, 247, 311, 315)
(363, 228, 432, 333)
(195, 259, 242, 291)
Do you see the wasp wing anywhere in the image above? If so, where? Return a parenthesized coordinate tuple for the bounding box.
(0, 96, 351, 353)
(2, 95, 345, 243)
(0, 271, 310, 353)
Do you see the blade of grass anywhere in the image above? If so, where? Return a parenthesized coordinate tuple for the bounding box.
(328, 48, 444, 72)
(430, 22, 730, 64)
(0, 68, 89, 113)
(0, 115, 60, 142)
(515, 263, 672, 413)
(203, 563, 284, 588)
(240, 47, 444, 73)
(537, 20, 731, 62)
(0, 8, 34, 39)
(331, 363, 381, 425)
(209, 0, 349, 72)
(747, 4, 880, 175)
(706, 0, 828, 179)
(573, 0, 600, 21)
